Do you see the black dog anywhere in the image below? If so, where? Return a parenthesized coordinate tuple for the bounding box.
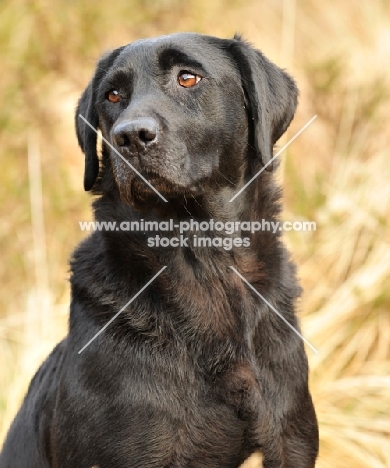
(0, 33, 318, 467)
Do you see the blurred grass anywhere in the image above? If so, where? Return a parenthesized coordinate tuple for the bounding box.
(0, 1, 389, 467)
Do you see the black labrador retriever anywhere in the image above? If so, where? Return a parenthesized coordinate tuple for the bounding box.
(0, 33, 318, 468)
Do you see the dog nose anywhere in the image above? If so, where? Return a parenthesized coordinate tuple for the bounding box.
(113, 118, 158, 150)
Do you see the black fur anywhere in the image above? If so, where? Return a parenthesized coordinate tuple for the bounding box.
(0, 33, 318, 468)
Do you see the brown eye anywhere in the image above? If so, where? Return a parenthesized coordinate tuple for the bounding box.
(178, 71, 201, 88)
(106, 89, 120, 103)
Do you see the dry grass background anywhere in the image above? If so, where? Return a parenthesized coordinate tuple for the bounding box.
(0, 0, 389, 466)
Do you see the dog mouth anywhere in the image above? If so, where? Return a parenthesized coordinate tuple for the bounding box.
(137, 174, 205, 195)
(113, 163, 206, 207)
(110, 149, 207, 203)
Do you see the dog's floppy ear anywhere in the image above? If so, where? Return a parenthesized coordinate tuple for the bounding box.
(76, 81, 99, 191)
(76, 47, 125, 191)
(229, 35, 298, 171)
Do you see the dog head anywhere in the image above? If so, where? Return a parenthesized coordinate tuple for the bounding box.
(76, 33, 297, 206)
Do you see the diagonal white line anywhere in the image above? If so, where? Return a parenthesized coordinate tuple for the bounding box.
(78, 266, 167, 354)
(79, 114, 168, 203)
(230, 266, 318, 353)
(229, 115, 317, 203)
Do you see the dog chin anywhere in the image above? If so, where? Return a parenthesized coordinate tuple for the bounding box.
(117, 175, 205, 207)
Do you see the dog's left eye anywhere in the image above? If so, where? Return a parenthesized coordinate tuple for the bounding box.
(178, 71, 202, 88)
(106, 89, 120, 103)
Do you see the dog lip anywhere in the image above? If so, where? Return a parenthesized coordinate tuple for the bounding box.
(130, 169, 204, 194)
(111, 143, 162, 166)
(112, 144, 145, 159)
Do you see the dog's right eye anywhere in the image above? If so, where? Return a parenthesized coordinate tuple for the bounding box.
(106, 89, 120, 103)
